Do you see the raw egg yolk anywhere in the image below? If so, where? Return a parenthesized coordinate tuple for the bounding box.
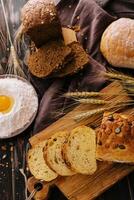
(0, 95, 13, 113)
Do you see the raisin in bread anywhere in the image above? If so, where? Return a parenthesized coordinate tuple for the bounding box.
(96, 112, 134, 163)
(62, 126, 97, 175)
(44, 132, 76, 176)
(28, 141, 58, 181)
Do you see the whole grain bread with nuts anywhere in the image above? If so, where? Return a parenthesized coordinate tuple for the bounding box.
(62, 126, 97, 175)
(96, 112, 134, 163)
(21, 0, 62, 48)
(44, 131, 76, 176)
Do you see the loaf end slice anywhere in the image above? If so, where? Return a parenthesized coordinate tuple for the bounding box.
(63, 126, 97, 175)
(28, 141, 58, 181)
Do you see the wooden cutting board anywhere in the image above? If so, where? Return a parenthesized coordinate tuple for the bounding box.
(28, 81, 134, 200)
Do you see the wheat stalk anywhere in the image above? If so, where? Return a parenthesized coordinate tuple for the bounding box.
(124, 87, 134, 94)
(76, 98, 107, 105)
(74, 108, 106, 121)
(7, 46, 26, 78)
(14, 24, 25, 55)
(0, 0, 26, 78)
(103, 71, 134, 82)
(74, 100, 134, 121)
(65, 91, 104, 98)
(76, 98, 134, 105)
(64, 91, 134, 98)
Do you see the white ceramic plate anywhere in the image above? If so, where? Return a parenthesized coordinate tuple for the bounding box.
(0, 74, 38, 139)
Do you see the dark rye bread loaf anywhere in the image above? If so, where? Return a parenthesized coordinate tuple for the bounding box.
(57, 42, 89, 77)
(28, 40, 72, 78)
(96, 112, 134, 163)
(21, 0, 62, 48)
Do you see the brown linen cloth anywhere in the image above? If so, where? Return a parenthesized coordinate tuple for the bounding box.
(32, 0, 134, 133)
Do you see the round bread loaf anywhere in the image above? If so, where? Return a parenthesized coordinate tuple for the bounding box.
(21, 0, 62, 48)
(100, 18, 134, 68)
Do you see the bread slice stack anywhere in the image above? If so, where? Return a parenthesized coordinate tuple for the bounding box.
(28, 126, 97, 181)
(28, 112, 134, 182)
(21, 0, 89, 78)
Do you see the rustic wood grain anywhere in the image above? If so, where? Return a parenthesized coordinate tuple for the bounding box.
(28, 81, 134, 200)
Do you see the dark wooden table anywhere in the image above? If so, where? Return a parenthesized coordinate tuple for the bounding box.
(0, 0, 134, 199)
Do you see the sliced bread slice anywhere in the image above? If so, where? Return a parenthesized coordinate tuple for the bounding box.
(28, 140, 58, 181)
(27, 40, 71, 78)
(44, 131, 76, 176)
(63, 126, 97, 175)
(57, 42, 89, 77)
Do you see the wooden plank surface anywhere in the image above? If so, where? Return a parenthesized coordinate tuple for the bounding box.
(56, 163, 134, 200)
(28, 81, 134, 200)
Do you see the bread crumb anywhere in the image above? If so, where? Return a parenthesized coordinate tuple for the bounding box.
(2, 154, 7, 159)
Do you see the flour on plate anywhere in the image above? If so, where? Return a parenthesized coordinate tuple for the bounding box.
(0, 77, 38, 137)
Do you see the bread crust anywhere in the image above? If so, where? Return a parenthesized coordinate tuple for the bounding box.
(96, 112, 134, 163)
(100, 18, 134, 68)
(21, 0, 62, 47)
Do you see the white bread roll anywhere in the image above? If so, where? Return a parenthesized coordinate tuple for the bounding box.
(100, 18, 134, 68)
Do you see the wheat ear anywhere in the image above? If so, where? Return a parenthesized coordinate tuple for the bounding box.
(74, 101, 134, 122)
(0, 0, 26, 78)
(10, 46, 26, 78)
(14, 24, 25, 55)
(76, 98, 107, 105)
(103, 71, 134, 82)
(124, 87, 134, 94)
(65, 91, 104, 98)
(74, 108, 106, 121)
(65, 91, 134, 98)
